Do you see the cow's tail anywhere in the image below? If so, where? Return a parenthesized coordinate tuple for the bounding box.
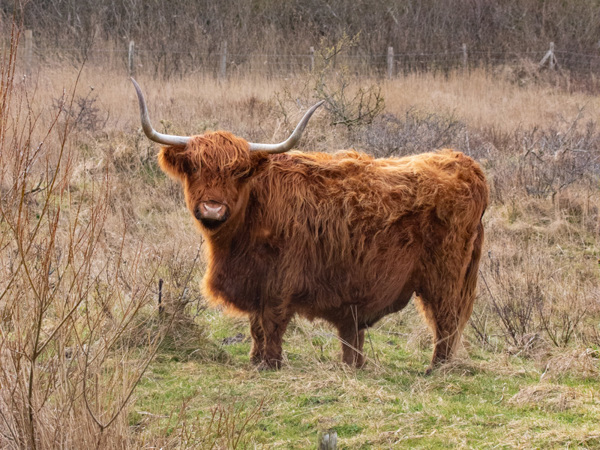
(459, 219, 484, 327)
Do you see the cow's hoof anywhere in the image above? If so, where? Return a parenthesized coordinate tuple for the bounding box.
(424, 362, 443, 375)
(256, 359, 281, 371)
(250, 354, 263, 365)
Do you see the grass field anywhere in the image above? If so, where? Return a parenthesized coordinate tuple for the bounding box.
(1, 46, 599, 448)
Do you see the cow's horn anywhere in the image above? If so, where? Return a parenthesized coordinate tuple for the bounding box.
(131, 78, 190, 147)
(132, 77, 323, 152)
(248, 101, 324, 154)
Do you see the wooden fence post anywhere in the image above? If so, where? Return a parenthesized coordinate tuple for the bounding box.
(310, 46, 315, 72)
(220, 41, 228, 80)
(158, 279, 164, 316)
(25, 29, 33, 76)
(387, 46, 394, 79)
(462, 43, 468, 70)
(317, 430, 337, 449)
(128, 40, 135, 77)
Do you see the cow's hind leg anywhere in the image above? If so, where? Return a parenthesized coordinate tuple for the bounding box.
(418, 224, 484, 373)
(338, 324, 365, 368)
(416, 295, 465, 373)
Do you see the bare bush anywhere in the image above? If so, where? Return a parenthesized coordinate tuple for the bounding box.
(471, 237, 596, 355)
(52, 87, 109, 134)
(358, 109, 467, 158)
(519, 112, 600, 200)
(0, 23, 166, 449)
(311, 34, 384, 129)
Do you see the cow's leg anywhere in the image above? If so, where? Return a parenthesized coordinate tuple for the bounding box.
(419, 298, 465, 372)
(338, 325, 365, 368)
(418, 224, 484, 373)
(248, 313, 265, 364)
(257, 308, 292, 370)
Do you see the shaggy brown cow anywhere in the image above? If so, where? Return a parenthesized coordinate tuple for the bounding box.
(132, 79, 488, 372)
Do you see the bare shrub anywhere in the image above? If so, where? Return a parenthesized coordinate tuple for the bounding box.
(519, 112, 600, 200)
(0, 22, 164, 449)
(52, 86, 108, 134)
(142, 399, 264, 449)
(473, 232, 595, 355)
(358, 109, 467, 158)
(312, 34, 384, 129)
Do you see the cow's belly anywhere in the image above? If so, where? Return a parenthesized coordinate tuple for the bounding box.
(292, 264, 417, 326)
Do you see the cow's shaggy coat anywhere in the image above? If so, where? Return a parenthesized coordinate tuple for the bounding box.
(159, 132, 488, 371)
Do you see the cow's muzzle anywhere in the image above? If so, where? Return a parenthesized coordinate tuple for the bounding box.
(195, 201, 230, 230)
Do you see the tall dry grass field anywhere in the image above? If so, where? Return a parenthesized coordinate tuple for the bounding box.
(1, 27, 600, 448)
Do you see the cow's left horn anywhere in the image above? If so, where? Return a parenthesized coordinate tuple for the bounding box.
(248, 101, 324, 154)
(131, 78, 190, 147)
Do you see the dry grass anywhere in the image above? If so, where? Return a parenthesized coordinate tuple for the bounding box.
(383, 70, 600, 133)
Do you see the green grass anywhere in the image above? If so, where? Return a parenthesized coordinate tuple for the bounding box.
(130, 308, 600, 448)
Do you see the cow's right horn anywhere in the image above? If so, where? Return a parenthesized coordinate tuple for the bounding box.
(131, 78, 190, 147)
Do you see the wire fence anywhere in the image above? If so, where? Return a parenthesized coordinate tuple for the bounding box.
(21, 36, 600, 80)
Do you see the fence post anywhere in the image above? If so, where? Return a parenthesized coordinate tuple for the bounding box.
(128, 40, 135, 77)
(539, 42, 558, 70)
(462, 43, 468, 70)
(25, 29, 33, 76)
(310, 46, 315, 72)
(220, 41, 228, 80)
(158, 279, 164, 316)
(387, 46, 394, 79)
(317, 430, 337, 449)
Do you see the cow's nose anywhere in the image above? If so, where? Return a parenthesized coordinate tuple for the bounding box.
(199, 201, 226, 220)
(195, 201, 230, 229)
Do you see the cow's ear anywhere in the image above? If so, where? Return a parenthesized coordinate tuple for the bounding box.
(158, 146, 194, 180)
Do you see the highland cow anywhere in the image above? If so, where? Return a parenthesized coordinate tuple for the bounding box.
(132, 79, 488, 372)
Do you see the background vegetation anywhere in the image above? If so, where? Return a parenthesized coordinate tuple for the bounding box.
(4, 0, 600, 78)
(1, 2, 599, 448)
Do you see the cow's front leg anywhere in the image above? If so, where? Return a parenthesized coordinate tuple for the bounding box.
(249, 313, 265, 364)
(338, 324, 365, 368)
(257, 308, 292, 370)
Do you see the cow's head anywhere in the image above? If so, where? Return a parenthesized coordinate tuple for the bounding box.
(131, 79, 322, 233)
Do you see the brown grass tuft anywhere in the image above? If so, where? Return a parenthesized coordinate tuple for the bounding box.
(539, 348, 600, 381)
(509, 384, 581, 412)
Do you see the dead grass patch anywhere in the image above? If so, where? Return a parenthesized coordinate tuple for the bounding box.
(509, 384, 581, 412)
(539, 348, 600, 381)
